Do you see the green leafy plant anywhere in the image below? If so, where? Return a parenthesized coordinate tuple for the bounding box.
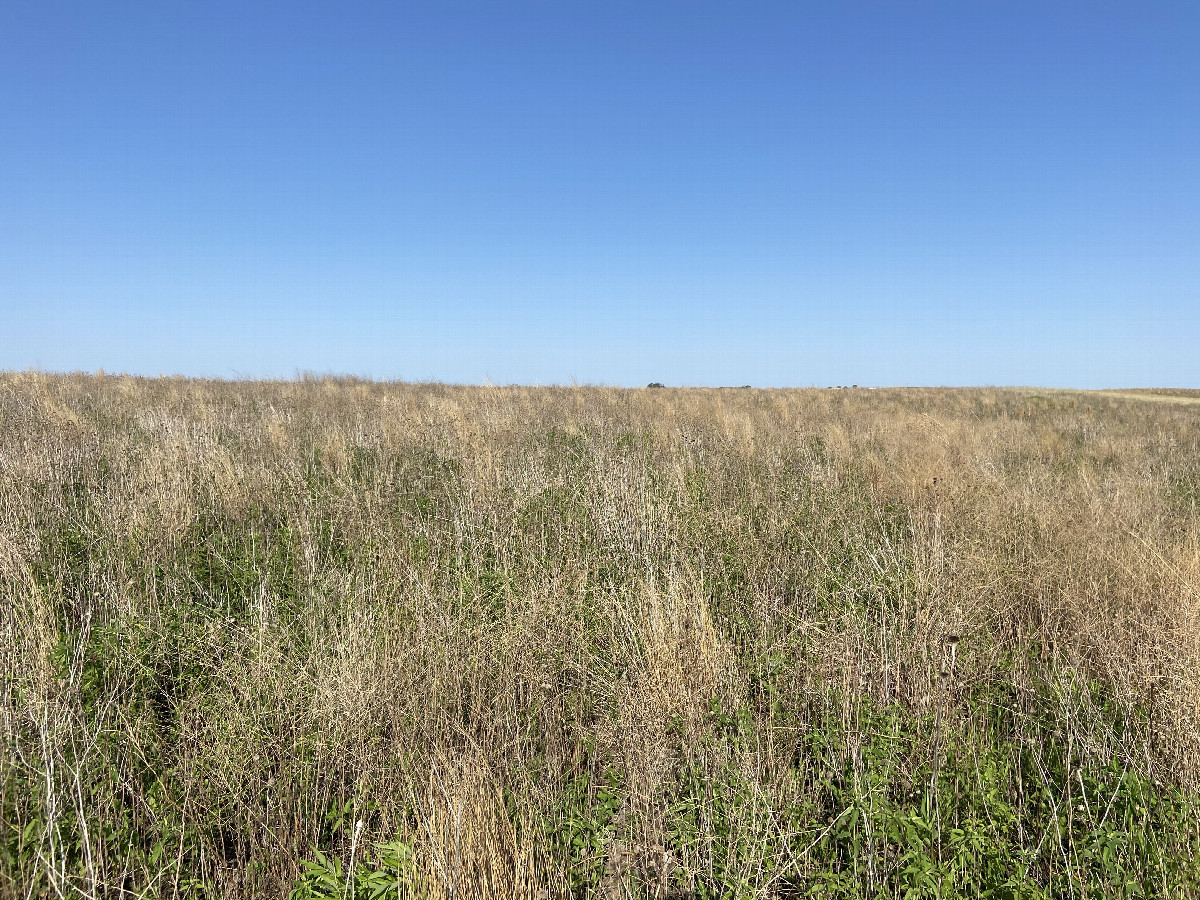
(290, 840, 415, 900)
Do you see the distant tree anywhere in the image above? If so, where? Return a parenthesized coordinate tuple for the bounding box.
(647, 382, 666, 389)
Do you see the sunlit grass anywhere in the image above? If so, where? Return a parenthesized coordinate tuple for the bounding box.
(3, 373, 1200, 897)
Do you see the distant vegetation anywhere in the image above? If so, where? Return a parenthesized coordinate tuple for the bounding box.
(1103, 387, 1200, 398)
(3, 374, 1200, 898)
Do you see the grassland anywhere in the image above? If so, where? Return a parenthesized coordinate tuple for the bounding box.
(3, 373, 1200, 899)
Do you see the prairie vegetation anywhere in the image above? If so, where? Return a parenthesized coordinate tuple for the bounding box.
(3, 373, 1200, 898)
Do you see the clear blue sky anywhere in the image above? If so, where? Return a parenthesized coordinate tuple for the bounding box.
(3, 2, 1198, 387)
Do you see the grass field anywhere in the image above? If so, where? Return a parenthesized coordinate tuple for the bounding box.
(3, 373, 1200, 898)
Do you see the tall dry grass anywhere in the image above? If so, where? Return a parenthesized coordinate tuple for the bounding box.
(2, 374, 1200, 897)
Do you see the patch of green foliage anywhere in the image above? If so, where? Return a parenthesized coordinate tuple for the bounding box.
(289, 839, 416, 900)
(649, 682, 1200, 899)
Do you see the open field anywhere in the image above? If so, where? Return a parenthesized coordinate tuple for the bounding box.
(1051, 389, 1200, 407)
(3, 373, 1200, 898)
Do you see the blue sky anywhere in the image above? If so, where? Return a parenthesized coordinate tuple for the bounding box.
(2, 2, 1197, 386)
